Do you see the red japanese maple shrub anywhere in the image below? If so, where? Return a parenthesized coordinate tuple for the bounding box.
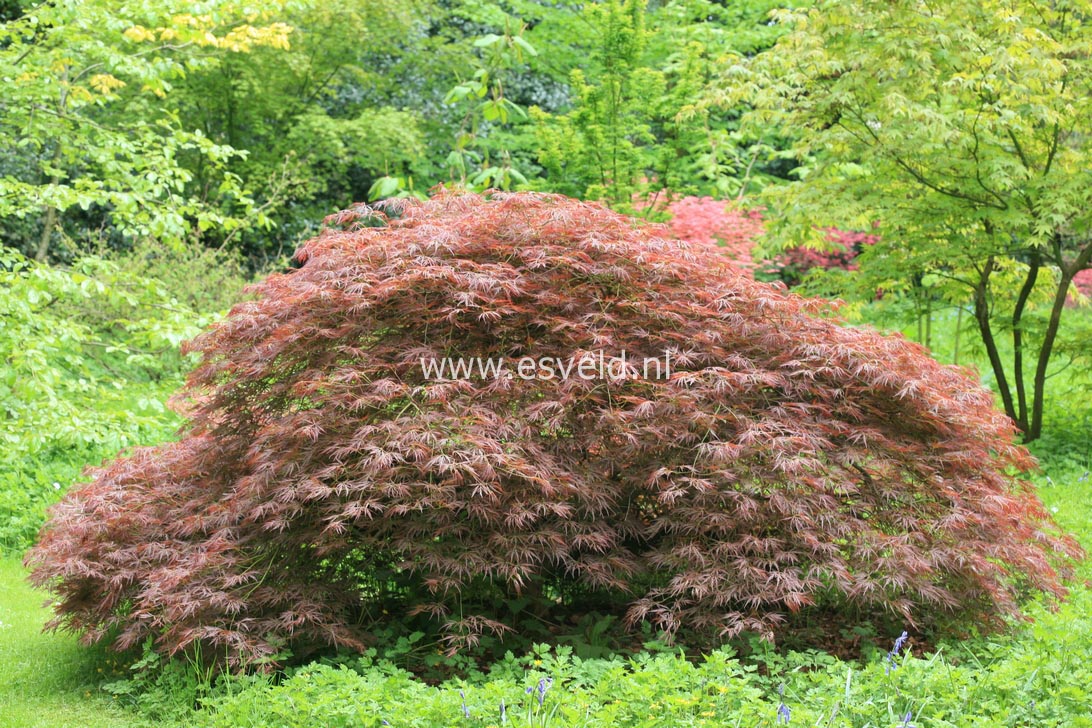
(661, 196, 765, 274)
(761, 227, 878, 286)
(27, 191, 1081, 667)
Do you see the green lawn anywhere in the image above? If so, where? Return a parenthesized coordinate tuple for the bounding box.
(0, 558, 145, 728)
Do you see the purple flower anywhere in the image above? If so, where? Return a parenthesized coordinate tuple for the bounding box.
(776, 683, 791, 724)
(460, 689, 470, 719)
(537, 677, 553, 706)
(886, 631, 909, 674)
(901, 710, 915, 727)
(500, 699, 507, 725)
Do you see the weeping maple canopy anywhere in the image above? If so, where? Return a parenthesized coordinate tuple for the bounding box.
(28, 191, 1081, 666)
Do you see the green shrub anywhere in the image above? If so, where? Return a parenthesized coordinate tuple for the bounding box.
(109, 239, 252, 315)
(0, 247, 218, 552)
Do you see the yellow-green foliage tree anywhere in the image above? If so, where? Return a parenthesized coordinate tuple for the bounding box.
(0, 1, 294, 260)
(723, 0, 1092, 441)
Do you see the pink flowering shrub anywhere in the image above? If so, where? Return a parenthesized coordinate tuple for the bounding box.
(760, 228, 879, 286)
(650, 194, 874, 285)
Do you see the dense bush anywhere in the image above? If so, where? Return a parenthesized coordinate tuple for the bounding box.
(28, 192, 1081, 667)
(650, 196, 873, 286)
(1074, 269, 1092, 302)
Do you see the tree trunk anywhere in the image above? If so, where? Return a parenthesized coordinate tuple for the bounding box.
(36, 144, 63, 262)
(1028, 242, 1092, 440)
(1011, 250, 1040, 432)
(925, 294, 932, 350)
(973, 257, 1019, 429)
(953, 305, 963, 364)
(35, 198, 58, 262)
(36, 74, 68, 263)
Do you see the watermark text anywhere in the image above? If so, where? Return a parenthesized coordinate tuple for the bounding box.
(419, 351, 672, 381)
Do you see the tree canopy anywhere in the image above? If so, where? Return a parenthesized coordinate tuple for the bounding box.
(725, 0, 1092, 440)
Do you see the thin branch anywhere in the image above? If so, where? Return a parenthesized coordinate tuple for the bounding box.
(837, 113, 1003, 209)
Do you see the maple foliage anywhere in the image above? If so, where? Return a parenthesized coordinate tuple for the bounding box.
(653, 195, 869, 284)
(660, 196, 765, 274)
(761, 227, 877, 286)
(27, 192, 1081, 667)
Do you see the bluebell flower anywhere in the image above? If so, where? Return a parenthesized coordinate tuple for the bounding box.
(500, 698, 507, 725)
(460, 689, 470, 719)
(901, 710, 915, 727)
(537, 676, 553, 706)
(776, 683, 791, 724)
(886, 630, 909, 674)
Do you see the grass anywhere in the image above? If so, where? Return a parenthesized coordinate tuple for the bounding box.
(0, 558, 145, 728)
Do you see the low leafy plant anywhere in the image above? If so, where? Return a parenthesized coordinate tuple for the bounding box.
(175, 582, 1092, 728)
(28, 191, 1081, 668)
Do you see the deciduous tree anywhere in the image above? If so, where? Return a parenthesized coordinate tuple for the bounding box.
(727, 0, 1092, 441)
(0, 1, 294, 260)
